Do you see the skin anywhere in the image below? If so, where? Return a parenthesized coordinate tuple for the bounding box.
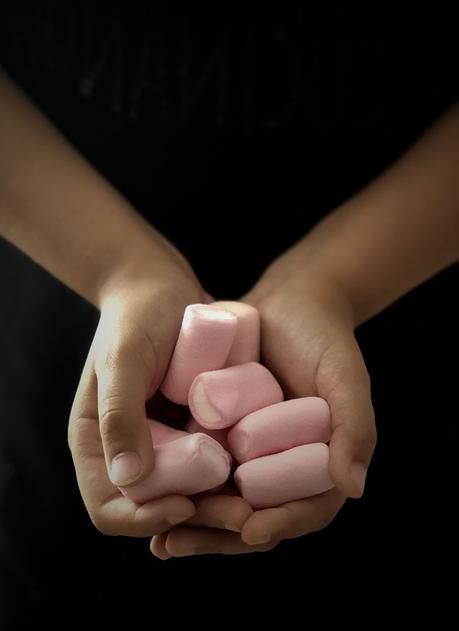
(0, 68, 458, 557)
(153, 100, 459, 556)
(153, 282, 366, 555)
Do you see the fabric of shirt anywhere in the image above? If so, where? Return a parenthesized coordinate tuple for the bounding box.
(1, 3, 457, 293)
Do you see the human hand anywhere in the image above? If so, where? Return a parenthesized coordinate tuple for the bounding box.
(154, 262, 375, 556)
(67, 257, 210, 537)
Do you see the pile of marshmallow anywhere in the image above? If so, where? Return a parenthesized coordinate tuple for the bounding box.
(119, 302, 334, 509)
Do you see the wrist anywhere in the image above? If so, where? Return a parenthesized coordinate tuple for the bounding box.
(97, 241, 202, 312)
(249, 247, 357, 330)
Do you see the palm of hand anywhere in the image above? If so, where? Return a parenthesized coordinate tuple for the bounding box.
(153, 286, 375, 557)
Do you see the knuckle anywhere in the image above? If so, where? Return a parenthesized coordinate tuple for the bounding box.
(67, 403, 83, 453)
(67, 415, 90, 454)
(99, 397, 126, 439)
(90, 511, 119, 537)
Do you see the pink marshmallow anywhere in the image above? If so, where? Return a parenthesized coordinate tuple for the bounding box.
(189, 362, 284, 430)
(153, 301, 334, 510)
(228, 397, 331, 463)
(185, 417, 231, 492)
(160, 304, 237, 405)
(211, 301, 260, 365)
(148, 418, 189, 444)
(187, 300, 260, 450)
(119, 431, 232, 504)
(234, 443, 334, 508)
(186, 416, 231, 452)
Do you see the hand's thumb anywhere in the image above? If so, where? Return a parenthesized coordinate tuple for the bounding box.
(327, 373, 377, 499)
(95, 337, 157, 488)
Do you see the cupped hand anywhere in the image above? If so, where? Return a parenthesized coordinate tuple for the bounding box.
(68, 260, 209, 537)
(153, 265, 376, 557)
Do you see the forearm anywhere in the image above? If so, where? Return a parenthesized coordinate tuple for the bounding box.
(0, 69, 191, 308)
(268, 101, 459, 326)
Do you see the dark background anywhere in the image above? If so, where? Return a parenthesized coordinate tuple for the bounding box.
(0, 2, 457, 625)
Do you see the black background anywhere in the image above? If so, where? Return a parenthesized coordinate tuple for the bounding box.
(0, 2, 458, 625)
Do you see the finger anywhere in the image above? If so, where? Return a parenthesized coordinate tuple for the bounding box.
(324, 354, 377, 498)
(151, 532, 172, 560)
(94, 322, 158, 487)
(69, 353, 196, 537)
(70, 415, 196, 536)
(241, 487, 346, 545)
(68, 337, 99, 452)
(94, 494, 196, 537)
(165, 527, 278, 557)
(184, 494, 253, 532)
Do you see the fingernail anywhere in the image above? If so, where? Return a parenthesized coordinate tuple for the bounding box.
(167, 510, 195, 526)
(110, 452, 142, 486)
(351, 462, 367, 497)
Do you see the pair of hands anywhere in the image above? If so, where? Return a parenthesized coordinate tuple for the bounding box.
(68, 245, 376, 558)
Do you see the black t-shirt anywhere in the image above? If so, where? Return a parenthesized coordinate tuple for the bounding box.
(1, 2, 457, 293)
(0, 3, 457, 624)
